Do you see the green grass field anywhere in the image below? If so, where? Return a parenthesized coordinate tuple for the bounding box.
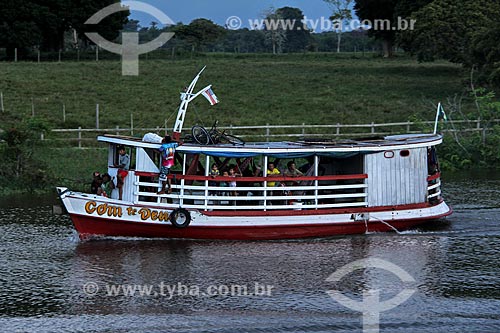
(0, 53, 470, 130)
(0, 53, 481, 192)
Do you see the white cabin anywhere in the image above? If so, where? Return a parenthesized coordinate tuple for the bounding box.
(97, 133, 443, 212)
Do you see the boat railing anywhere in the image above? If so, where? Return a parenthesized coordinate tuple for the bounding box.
(427, 172, 441, 201)
(132, 172, 368, 211)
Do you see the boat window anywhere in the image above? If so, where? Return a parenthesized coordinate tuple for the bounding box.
(400, 150, 410, 157)
(318, 154, 363, 176)
(384, 151, 395, 159)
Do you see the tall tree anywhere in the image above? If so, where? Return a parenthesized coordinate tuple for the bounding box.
(275, 7, 312, 52)
(262, 7, 287, 54)
(174, 19, 226, 52)
(354, 0, 399, 57)
(397, 0, 500, 86)
(324, 0, 353, 53)
(67, 0, 129, 48)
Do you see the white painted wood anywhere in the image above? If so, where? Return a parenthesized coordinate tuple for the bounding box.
(135, 148, 159, 173)
(365, 148, 427, 206)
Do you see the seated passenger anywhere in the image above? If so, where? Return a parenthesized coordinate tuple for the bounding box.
(228, 167, 241, 196)
(209, 163, 219, 195)
(219, 171, 229, 196)
(284, 161, 304, 186)
(267, 162, 281, 196)
(98, 173, 115, 198)
(91, 172, 102, 194)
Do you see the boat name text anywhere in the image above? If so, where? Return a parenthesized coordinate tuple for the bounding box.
(84, 201, 170, 222)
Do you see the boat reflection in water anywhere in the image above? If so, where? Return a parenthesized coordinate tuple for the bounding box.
(66, 231, 451, 319)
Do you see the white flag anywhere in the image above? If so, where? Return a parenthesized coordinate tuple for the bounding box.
(201, 87, 219, 106)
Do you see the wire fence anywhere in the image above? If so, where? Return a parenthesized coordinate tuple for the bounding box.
(40, 119, 500, 148)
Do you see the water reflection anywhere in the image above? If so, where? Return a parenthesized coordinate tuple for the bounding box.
(61, 234, 457, 317)
(0, 174, 499, 332)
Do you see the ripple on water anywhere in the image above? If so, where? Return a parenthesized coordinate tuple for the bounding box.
(0, 174, 499, 332)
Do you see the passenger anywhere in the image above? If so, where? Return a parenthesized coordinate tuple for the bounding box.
(219, 171, 229, 196)
(228, 167, 241, 196)
(284, 161, 304, 186)
(98, 173, 115, 198)
(266, 162, 280, 187)
(209, 163, 219, 195)
(91, 172, 102, 194)
(267, 162, 281, 196)
(283, 161, 304, 200)
(158, 135, 179, 195)
(114, 146, 130, 200)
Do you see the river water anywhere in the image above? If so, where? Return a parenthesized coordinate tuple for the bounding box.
(0, 172, 499, 332)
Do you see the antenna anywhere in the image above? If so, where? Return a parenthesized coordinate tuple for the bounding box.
(433, 103, 446, 135)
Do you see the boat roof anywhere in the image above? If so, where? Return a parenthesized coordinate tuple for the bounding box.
(98, 133, 442, 158)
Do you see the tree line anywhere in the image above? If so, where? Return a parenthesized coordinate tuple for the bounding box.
(353, 0, 500, 86)
(0, 0, 127, 59)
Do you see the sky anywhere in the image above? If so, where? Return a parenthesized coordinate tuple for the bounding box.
(128, 0, 334, 30)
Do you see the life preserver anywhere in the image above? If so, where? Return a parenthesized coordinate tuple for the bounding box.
(169, 208, 191, 228)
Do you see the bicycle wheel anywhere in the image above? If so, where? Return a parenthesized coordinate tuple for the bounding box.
(192, 126, 210, 145)
(221, 133, 245, 145)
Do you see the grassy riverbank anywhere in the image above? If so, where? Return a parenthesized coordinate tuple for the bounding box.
(0, 53, 495, 193)
(0, 53, 470, 128)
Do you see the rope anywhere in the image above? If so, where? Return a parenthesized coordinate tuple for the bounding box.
(370, 215, 402, 234)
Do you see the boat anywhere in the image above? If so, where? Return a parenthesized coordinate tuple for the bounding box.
(57, 67, 452, 240)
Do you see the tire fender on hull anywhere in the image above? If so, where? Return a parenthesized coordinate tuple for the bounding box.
(169, 208, 191, 228)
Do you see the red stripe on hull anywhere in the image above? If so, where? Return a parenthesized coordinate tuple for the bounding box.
(70, 211, 452, 241)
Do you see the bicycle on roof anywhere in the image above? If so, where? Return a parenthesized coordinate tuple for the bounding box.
(191, 120, 245, 145)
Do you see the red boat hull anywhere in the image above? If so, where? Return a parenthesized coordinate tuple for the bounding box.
(71, 212, 451, 241)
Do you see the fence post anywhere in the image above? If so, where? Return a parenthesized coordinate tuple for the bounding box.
(477, 118, 481, 129)
(96, 104, 99, 129)
(116, 125, 120, 135)
(302, 123, 305, 137)
(130, 113, 134, 136)
(78, 126, 82, 149)
(31, 98, 35, 117)
(336, 123, 340, 135)
(40, 132, 44, 140)
(371, 122, 375, 134)
(230, 124, 233, 135)
(0, 92, 4, 112)
(62, 103, 66, 122)
(407, 121, 411, 132)
(58, 49, 62, 63)
(96, 45, 99, 61)
(14, 48, 17, 62)
(266, 123, 270, 142)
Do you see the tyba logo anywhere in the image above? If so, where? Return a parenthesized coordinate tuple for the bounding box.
(85, 1, 175, 76)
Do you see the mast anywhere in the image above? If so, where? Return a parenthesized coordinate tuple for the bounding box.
(172, 66, 213, 141)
